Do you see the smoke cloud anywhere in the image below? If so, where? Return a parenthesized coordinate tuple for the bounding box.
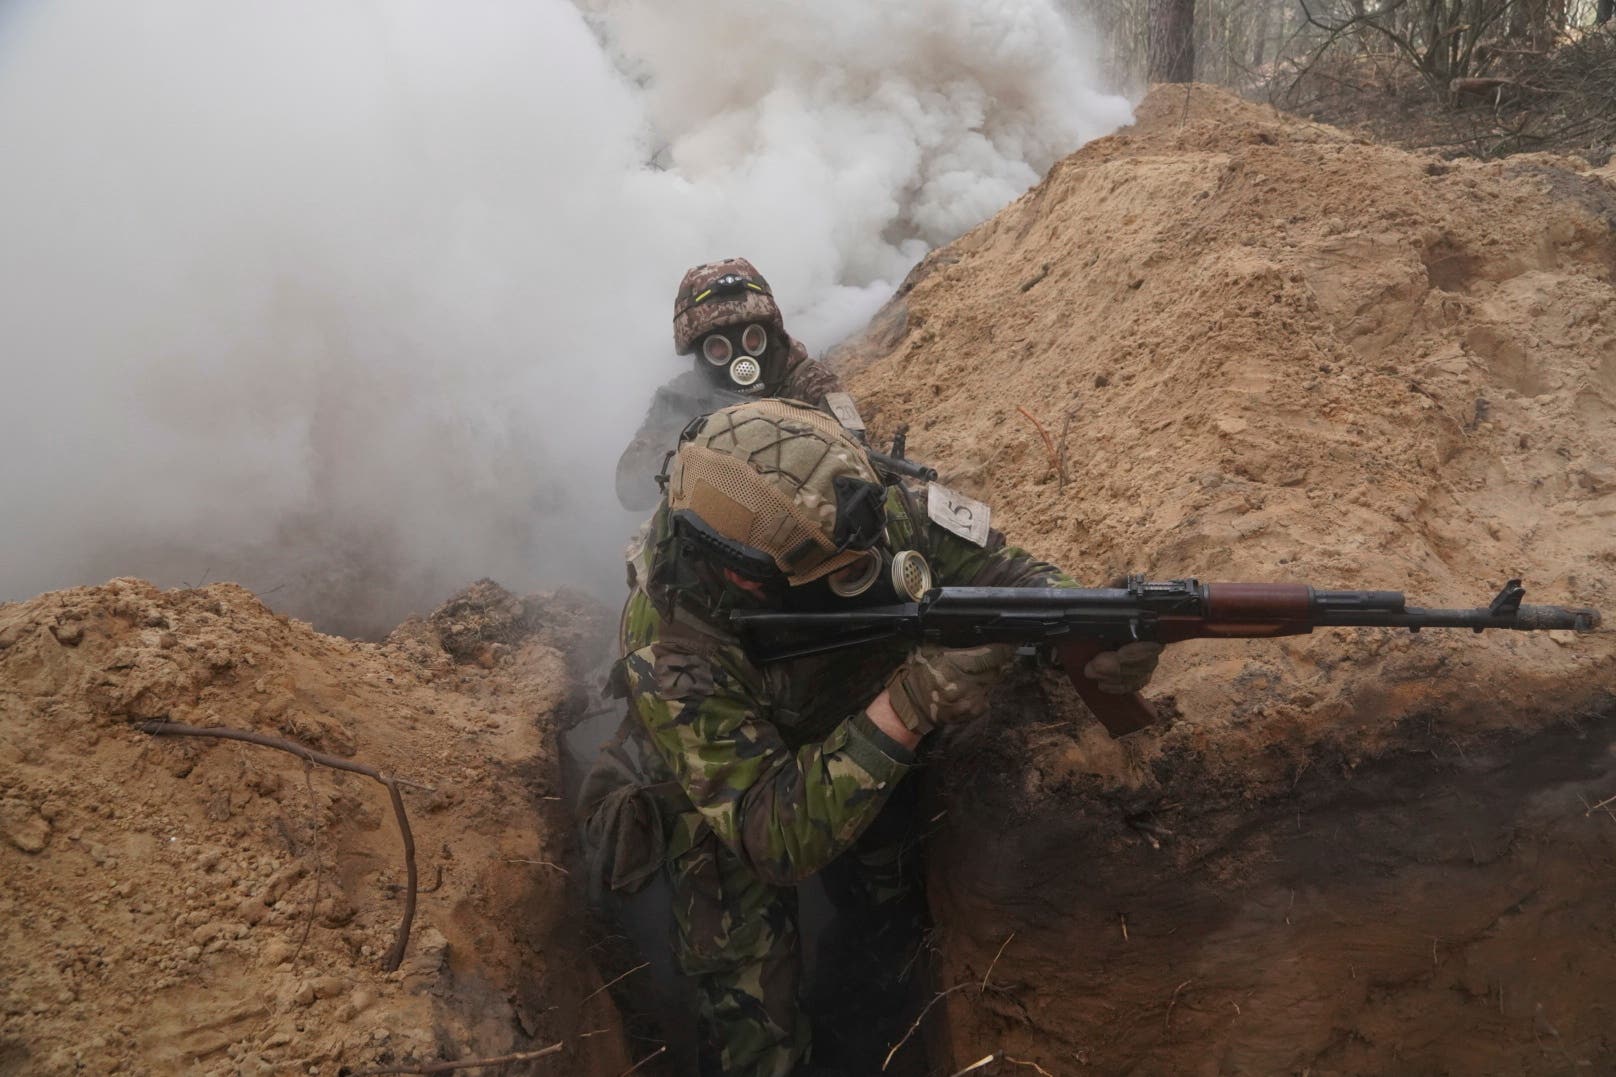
(0, 0, 1129, 635)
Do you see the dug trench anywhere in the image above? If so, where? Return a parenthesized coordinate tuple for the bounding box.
(5, 576, 1611, 1075)
(916, 676, 1616, 1072)
(6, 81, 1616, 1075)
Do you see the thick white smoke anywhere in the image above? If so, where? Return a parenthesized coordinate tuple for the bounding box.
(0, 0, 1129, 635)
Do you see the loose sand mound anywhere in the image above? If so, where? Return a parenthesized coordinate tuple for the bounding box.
(832, 85, 1616, 1071)
(0, 578, 624, 1076)
(841, 82, 1614, 757)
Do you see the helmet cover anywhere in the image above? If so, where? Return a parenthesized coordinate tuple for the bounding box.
(666, 399, 885, 585)
(673, 257, 784, 355)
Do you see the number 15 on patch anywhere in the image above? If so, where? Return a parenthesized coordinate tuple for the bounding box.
(926, 481, 991, 548)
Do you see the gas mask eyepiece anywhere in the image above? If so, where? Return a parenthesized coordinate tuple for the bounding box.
(701, 333, 732, 366)
(739, 323, 768, 356)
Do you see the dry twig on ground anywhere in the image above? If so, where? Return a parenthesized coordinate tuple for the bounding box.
(882, 982, 975, 1071)
(582, 961, 650, 1004)
(351, 1042, 563, 1075)
(941, 1050, 1059, 1076)
(1165, 978, 1194, 1029)
(617, 1045, 668, 1076)
(981, 933, 1015, 992)
(136, 720, 425, 972)
(885, 931, 1018, 1071)
(1055, 406, 1079, 493)
(504, 857, 569, 874)
(1015, 407, 1061, 479)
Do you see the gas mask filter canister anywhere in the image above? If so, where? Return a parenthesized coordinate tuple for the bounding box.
(827, 549, 933, 601)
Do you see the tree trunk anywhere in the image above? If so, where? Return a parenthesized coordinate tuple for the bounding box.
(1148, 0, 1196, 82)
(1251, 0, 1273, 70)
(1599, 0, 1613, 25)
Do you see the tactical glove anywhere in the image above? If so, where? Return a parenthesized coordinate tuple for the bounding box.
(1081, 641, 1163, 694)
(885, 644, 1015, 736)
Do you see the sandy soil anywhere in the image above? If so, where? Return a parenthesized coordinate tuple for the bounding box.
(838, 82, 1614, 757)
(5, 82, 1615, 1077)
(0, 578, 625, 1077)
(829, 84, 1616, 1073)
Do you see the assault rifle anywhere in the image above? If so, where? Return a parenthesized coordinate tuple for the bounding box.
(730, 577, 1601, 738)
(867, 439, 938, 484)
(822, 393, 939, 483)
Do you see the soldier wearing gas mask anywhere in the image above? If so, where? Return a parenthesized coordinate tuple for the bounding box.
(614, 258, 844, 512)
(582, 399, 1160, 1076)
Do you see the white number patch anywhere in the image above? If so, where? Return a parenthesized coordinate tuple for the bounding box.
(823, 392, 866, 433)
(926, 482, 991, 547)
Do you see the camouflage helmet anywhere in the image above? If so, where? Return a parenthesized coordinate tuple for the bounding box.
(665, 399, 887, 586)
(673, 257, 784, 356)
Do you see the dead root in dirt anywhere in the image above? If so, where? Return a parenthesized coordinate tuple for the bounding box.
(351, 1042, 562, 1075)
(582, 961, 650, 1004)
(617, 1045, 669, 1075)
(883, 932, 1017, 1071)
(948, 1052, 1055, 1076)
(137, 719, 427, 972)
(503, 857, 569, 874)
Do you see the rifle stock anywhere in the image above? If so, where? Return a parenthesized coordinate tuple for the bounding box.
(731, 577, 1601, 738)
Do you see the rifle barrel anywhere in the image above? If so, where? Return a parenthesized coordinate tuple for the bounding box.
(730, 581, 1600, 664)
(1319, 604, 1598, 632)
(867, 449, 938, 483)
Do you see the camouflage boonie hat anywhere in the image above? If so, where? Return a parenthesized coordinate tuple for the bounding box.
(673, 258, 784, 355)
(666, 399, 885, 585)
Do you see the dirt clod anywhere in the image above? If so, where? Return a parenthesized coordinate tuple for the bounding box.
(0, 799, 50, 853)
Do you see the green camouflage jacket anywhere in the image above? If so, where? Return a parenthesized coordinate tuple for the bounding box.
(616, 483, 1071, 886)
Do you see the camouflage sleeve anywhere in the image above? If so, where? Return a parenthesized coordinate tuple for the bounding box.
(776, 338, 843, 405)
(624, 639, 913, 886)
(917, 488, 1079, 589)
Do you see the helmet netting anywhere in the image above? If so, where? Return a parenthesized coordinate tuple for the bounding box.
(668, 399, 881, 585)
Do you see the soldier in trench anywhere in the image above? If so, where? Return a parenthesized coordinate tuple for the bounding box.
(582, 398, 1161, 1075)
(614, 257, 844, 512)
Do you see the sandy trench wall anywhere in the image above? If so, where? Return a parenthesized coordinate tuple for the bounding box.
(837, 83, 1616, 759)
(829, 85, 1616, 1071)
(0, 578, 627, 1077)
(919, 685, 1616, 1073)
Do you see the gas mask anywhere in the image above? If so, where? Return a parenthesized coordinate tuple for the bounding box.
(825, 547, 933, 603)
(771, 548, 932, 614)
(820, 475, 930, 602)
(698, 323, 771, 393)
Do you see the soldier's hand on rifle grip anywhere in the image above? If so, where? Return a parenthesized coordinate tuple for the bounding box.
(1082, 641, 1163, 695)
(885, 644, 1016, 736)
